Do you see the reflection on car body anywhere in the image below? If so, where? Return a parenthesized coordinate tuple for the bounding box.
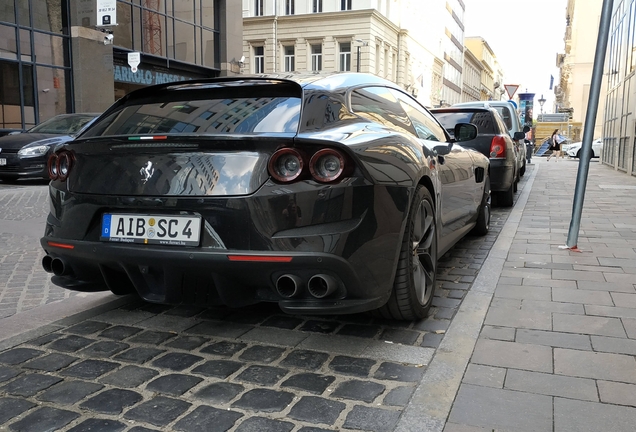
(40, 72, 491, 321)
(0, 113, 99, 181)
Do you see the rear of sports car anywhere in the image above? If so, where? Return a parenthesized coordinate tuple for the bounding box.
(40, 78, 411, 315)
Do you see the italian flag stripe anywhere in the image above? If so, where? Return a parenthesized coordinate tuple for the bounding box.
(128, 136, 168, 140)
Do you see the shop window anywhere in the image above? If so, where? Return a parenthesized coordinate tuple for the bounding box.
(32, 0, 62, 34)
(0, 1, 15, 24)
(0, 25, 18, 59)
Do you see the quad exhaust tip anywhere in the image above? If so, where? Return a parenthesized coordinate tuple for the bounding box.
(44, 256, 72, 276)
(276, 274, 303, 298)
(308, 274, 339, 299)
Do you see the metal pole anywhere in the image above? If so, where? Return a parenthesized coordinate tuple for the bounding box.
(565, 0, 614, 249)
(356, 45, 361, 72)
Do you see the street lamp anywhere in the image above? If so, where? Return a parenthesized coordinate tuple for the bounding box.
(538, 94, 546, 115)
(355, 39, 368, 72)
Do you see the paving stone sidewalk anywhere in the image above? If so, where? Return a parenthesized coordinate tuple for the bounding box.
(0, 186, 78, 320)
(445, 158, 636, 432)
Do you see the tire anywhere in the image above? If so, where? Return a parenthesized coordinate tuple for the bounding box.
(520, 161, 526, 177)
(576, 149, 581, 159)
(374, 185, 437, 320)
(498, 182, 514, 207)
(471, 177, 491, 236)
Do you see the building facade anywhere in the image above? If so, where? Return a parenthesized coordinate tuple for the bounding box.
(461, 46, 481, 102)
(556, 0, 605, 140)
(602, 0, 636, 174)
(0, 0, 242, 130)
(464, 36, 495, 101)
(242, 0, 459, 108)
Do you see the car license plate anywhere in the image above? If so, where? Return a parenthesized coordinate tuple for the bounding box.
(101, 214, 202, 246)
(0, 158, 5, 166)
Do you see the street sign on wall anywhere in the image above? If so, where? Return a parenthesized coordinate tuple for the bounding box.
(96, 0, 117, 27)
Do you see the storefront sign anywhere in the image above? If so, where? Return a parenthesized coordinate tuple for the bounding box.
(114, 65, 194, 85)
(96, 0, 117, 26)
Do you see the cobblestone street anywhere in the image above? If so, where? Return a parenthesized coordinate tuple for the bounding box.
(0, 172, 522, 431)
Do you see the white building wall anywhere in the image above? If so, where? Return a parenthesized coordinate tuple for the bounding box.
(242, 0, 450, 106)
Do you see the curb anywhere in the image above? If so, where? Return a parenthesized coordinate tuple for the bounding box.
(0, 292, 136, 351)
(394, 164, 540, 432)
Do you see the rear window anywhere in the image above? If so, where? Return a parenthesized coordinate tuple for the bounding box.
(82, 96, 301, 137)
(433, 111, 496, 135)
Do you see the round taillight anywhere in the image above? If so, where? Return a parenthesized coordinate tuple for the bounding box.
(57, 152, 73, 181)
(309, 149, 345, 183)
(47, 154, 59, 180)
(268, 148, 304, 182)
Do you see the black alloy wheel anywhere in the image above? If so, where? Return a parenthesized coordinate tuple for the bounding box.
(374, 185, 437, 320)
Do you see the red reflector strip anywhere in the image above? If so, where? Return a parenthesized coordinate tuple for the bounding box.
(128, 136, 168, 140)
(47, 241, 75, 249)
(227, 255, 293, 263)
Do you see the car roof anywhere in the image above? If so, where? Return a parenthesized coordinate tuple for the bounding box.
(115, 72, 404, 106)
(453, 101, 516, 109)
(430, 107, 494, 113)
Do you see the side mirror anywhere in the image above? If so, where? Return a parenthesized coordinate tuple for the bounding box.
(513, 131, 525, 141)
(454, 123, 477, 142)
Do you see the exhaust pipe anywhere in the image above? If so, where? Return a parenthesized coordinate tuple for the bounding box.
(276, 274, 303, 298)
(51, 258, 71, 276)
(308, 274, 339, 299)
(42, 255, 53, 273)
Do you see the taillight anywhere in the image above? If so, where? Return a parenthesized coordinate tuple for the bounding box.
(268, 148, 304, 182)
(47, 150, 75, 181)
(268, 147, 351, 184)
(490, 136, 506, 159)
(309, 148, 346, 183)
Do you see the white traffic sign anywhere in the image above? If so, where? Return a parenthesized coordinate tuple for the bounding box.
(504, 84, 520, 99)
(128, 52, 141, 73)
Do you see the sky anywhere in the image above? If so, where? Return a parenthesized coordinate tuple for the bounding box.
(463, 0, 569, 113)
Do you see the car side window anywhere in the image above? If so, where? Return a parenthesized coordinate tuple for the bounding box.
(495, 106, 513, 132)
(492, 111, 508, 134)
(350, 87, 416, 136)
(390, 89, 446, 142)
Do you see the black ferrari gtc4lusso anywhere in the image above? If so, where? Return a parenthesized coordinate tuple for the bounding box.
(40, 72, 491, 320)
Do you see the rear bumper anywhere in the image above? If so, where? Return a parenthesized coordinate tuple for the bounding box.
(40, 237, 390, 314)
(488, 159, 515, 192)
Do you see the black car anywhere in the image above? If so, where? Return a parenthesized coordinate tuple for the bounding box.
(0, 113, 99, 181)
(431, 107, 520, 207)
(40, 73, 490, 320)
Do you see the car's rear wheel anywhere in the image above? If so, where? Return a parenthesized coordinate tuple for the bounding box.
(471, 177, 491, 236)
(576, 149, 582, 159)
(520, 161, 526, 177)
(498, 182, 514, 207)
(373, 185, 437, 320)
